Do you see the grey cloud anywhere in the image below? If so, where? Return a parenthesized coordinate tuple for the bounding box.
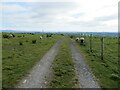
(69, 21, 102, 27)
(69, 14, 117, 27)
(95, 14, 117, 21)
(27, 2, 77, 22)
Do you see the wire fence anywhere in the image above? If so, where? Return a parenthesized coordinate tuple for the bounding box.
(74, 34, 118, 63)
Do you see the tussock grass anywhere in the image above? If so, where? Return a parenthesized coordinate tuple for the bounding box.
(50, 37, 78, 88)
(32, 40, 36, 44)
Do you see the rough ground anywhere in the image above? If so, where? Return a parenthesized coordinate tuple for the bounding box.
(17, 39, 62, 88)
(70, 40, 101, 88)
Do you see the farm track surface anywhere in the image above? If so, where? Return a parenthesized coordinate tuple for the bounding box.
(17, 39, 63, 88)
(70, 39, 101, 88)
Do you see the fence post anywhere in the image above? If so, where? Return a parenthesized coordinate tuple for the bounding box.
(90, 34, 93, 52)
(101, 37, 104, 60)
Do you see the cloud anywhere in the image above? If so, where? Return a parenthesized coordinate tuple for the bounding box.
(1, 0, 119, 32)
(95, 14, 118, 21)
(2, 3, 27, 13)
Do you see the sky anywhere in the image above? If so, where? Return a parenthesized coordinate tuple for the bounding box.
(0, 0, 119, 32)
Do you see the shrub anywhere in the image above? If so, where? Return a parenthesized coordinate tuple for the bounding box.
(46, 35, 49, 37)
(32, 40, 36, 44)
(18, 36, 22, 37)
(19, 42, 23, 45)
(8, 56, 12, 58)
(61, 34, 64, 36)
(30, 33, 34, 35)
(46, 34, 52, 37)
(70, 35, 73, 38)
(3, 35, 8, 38)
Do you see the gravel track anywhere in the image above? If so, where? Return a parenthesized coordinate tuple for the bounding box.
(70, 40, 101, 88)
(17, 39, 62, 88)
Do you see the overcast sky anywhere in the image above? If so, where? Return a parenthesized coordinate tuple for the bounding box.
(0, 0, 119, 32)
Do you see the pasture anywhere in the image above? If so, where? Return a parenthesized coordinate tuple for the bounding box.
(2, 33, 61, 88)
(1, 32, 119, 88)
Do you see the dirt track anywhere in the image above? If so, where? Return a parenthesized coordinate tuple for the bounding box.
(17, 38, 101, 88)
(70, 40, 101, 88)
(17, 39, 62, 88)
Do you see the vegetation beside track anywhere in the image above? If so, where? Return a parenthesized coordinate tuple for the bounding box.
(2, 33, 61, 88)
(50, 37, 78, 88)
(73, 36, 119, 88)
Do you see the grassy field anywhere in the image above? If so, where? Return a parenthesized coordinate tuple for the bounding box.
(73, 36, 119, 88)
(2, 33, 119, 88)
(50, 37, 78, 88)
(2, 33, 62, 88)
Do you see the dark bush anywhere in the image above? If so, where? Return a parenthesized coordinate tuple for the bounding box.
(3, 35, 8, 38)
(18, 36, 22, 37)
(32, 40, 36, 44)
(30, 33, 34, 35)
(8, 56, 12, 59)
(19, 42, 23, 45)
(46, 34, 52, 37)
(70, 35, 73, 38)
(61, 34, 64, 36)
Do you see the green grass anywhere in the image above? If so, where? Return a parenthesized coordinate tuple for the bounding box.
(2, 33, 62, 88)
(50, 37, 78, 88)
(73, 36, 119, 88)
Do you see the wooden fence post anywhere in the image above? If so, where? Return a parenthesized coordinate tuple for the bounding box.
(90, 34, 93, 52)
(101, 37, 104, 60)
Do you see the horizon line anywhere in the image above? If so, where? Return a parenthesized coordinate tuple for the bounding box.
(0, 30, 118, 33)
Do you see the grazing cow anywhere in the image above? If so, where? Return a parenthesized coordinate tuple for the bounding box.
(40, 36, 43, 39)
